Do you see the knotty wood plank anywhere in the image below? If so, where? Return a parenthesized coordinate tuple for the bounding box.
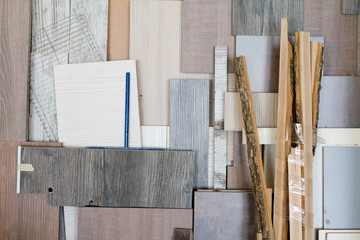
(170, 80, 210, 188)
(304, 0, 357, 75)
(342, 0, 360, 14)
(181, 0, 235, 74)
(19, 147, 195, 208)
(0, 0, 30, 141)
(232, 0, 303, 36)
(78, 208, 193, 240)
(130, 0, 213, 126)
(0, 141, 61, 239)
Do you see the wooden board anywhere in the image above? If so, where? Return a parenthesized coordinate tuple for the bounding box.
(54, 60, 141, 147)
(78, 208, 193, 240)
(19, 147, 195, 208)
(0, 141, 61, 239)
(0, 0, 30, 141)
(194, 190, 257, 239)
(170, 80, 210, 189)
(141, 126, 169, 149)
(232, 0, 303, 36)
(214, 130, 227, 189)
(304, 0, 357, 75)
(174, 229, 194, 240)
(342, 0, 360, 14)
(319, 230, 360, 240)
(226, 166, 252, 190)
(130, 0, 213, 126)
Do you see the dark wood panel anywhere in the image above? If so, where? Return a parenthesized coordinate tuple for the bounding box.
(0, 141, 61, 240)
(232, 0, 303, 36)
(170, 80, 210, 188)
(20, 147, 195, 208)
(342, 0, 360, 14)
(173, 228, 194, 240)
(0, 0, 30, 141)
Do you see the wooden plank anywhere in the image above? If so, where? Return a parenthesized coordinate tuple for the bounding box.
(141, 126, 169, 149)
(0, 141, 61, 239)
(174, 228, 194, 240)
(235, 56, 274, 239)
(342, 0, 360, 14)
(226, 166, 252, 190)
(130, 0, 213, 126)
(214, 130, 227, 189)
(78, 208, 193, 240)
(311, 41, 324, 130)
(54, 60, 141, 147)
(232, 0, 303, 36)
(170, 80, 210, 188)
(194, 190, 257, 239)
(19, 147, 195, 208)
(181, 0, 235, 74)
(108, 0, 130, 60)
(304, 0, 357, 75)
(0, 0, 30, 141)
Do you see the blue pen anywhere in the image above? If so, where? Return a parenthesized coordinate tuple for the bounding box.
(124, 72, 130, 148)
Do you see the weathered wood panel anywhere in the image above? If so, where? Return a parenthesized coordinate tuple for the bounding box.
(170, 80, 210, 188)
(19, 147, 195, 208)
(342, 0, 360, 14)
(173, 229, 194, 240)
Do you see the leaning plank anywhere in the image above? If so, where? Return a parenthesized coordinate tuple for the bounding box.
(235, 56, 274, 239)
(342, 0, 360, 14)
(19, 147, 195, 208)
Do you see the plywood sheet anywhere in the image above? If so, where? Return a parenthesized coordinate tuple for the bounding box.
(0, 0, 30, 141)
(0, 141, 61, 239)
(170, 80, 210, 188)
(232, 0, 303, 36)
(181, 0, 235, 74)
(342, 0, 360, 14)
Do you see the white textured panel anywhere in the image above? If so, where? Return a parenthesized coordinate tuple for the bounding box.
(214, 130, 227, 189)
(208, 127, 214, 189)
(214, 46, 227, 129)
(141, 126, 169, 149)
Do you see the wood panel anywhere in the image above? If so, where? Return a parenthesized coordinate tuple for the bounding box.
(319, 230, 360, 240)
(170, 80, 210, 188)
(141, 126, 169, 149)
(214, 130, 227, 189)
(194, 190, 257, 239)
(226, 166, 252, 190)
(232, 0, 303, 36)
(174, 229, 194, 240)
(19, 147, 195, 208)
(78, 208, 193, 240)
(304, 0, 357, 75)
(0, 141, 61, 240)
(0, 0, 30, 141)
(342, 0, 360, 14)
(130, 0, 213, 126)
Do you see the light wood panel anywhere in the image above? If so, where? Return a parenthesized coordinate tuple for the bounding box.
(141, 126, 169, 149)
(0, 141, 61, 239)
(0, 0, 30, 141)
(170, 80, 210, 188)
(319, 230, 360, 240)
(214, 130, 227, 189)
(232, 0, 303, 36)
(342, 0, 360, 14)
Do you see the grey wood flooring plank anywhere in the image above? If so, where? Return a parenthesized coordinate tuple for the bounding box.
(170, 80, 210, 189)
(232, 0, 303, 36)
(342, 0, 360, 14)
(19, 147, 195, 208)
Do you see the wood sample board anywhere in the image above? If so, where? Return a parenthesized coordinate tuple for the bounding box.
(319, 230, 360, 240)
(342, 0, 360, 14)
(19, 147, 195, 208)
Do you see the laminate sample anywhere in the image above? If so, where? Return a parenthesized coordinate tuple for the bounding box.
(0, 141, 61, 240)
(173, 228, 194, 240)
(342, 0, 360, 14)
(214, 130, 227, 189)
(54, 60, 141, 147)
(304, 0, 357, 75)
(19, 147, 195, 208)
(226, 166, 252, 190)
(318, 76, 360, 128)
(170, 80, 210, 188)
(78, 208, 193, 240)
(0, 0, 30, 141)
(130, 0, 212, 126)
(141, 126, 169, 149)
(181, 0, 235, 74)
(324, 146, 360, 229)
(194, 190, 257, 239)
(232, 0, 303, 36)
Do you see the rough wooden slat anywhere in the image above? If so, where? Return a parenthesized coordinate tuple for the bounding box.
(170, 80, 210, 188)
(20, 147, 195, 208)
(311, 41, 324, 129)
(232, 0, 303, 36)
(0, 0, 30, 141)
(342, 0, 360, 14)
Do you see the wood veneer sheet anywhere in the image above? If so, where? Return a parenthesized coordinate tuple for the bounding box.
(54, 60, 141, 147)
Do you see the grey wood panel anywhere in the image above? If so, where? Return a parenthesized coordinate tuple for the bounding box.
(20, 147, 195, 208)
(170, 80, 210, 188)
(324, 146, 360, 229)
(342, 0, 360, 14)
(232, 0, 303, 36)
(318, 76, 360, 128)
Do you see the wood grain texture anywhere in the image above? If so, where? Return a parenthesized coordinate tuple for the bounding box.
(214, 130, 227, 189)
(304, 0, 357, 75)
(0, 141, 61, 240)
(311, 42, 324, 130)
(0, 0, 30, 141)
(232, 0, 303, 36)
(54, 60, 141, 147)
(214, 46, 228, 130)
(20, 147, 195, 208)
(226, 166, 252, 190)
(108, 0, 130, 60)
(342, 0, 360, 14)
(194, 190, 257, 239)
(141, 126, 169, 149)
(181, 0, 235, 74)
(170, 80, 210, 188)
(78, 208, 193, 240)
(130, 0, 213, 126)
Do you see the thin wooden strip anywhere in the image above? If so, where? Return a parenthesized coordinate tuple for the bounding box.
(342, 0, 360, 14)
(214, 130, 227, 189)
(235, 56, 274, 239)
(214, 46, 227, 130)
